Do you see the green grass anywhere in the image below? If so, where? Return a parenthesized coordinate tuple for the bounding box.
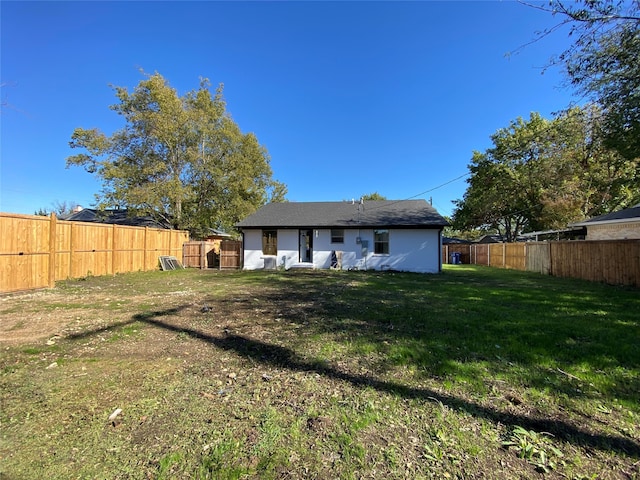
(0, 266, 638, 479)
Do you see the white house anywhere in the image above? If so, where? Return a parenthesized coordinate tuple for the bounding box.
(236, 200, 448, 273)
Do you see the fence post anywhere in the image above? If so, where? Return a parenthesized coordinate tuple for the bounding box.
(112, 224, 117, 275)
(144, 227, 148, 271)
(69, 222, 75, 279)
(48, 213, 57, 288)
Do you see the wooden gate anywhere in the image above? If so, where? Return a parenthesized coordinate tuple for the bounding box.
(219, 240, 242, 270)
(183, 241, 213, 269)
(182, 240, 241, 269)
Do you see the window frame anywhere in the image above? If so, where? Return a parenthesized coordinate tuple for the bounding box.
(373, 229, 389, 255)
(330, 228, 344, 244)
(262, 229, 277, 255)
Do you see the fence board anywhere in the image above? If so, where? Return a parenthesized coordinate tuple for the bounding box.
(1, 212, 189, 292)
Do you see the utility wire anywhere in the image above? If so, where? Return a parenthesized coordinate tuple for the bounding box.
(365, 172, 470, 211)
(404, 173, 470, 200)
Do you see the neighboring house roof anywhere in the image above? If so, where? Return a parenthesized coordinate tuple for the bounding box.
(236, 200, 448, 229)
(205, 228, 233, 238)
(571, 204, 640, 227)
(442, 236, 473, 244)
(208, 228, 231, 235)
(475, 234, 504, 244)
(517, 227, 586, 241)
(65, 209, 171, 229)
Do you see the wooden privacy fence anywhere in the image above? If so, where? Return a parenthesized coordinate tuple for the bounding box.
(443, 240, 640, 286)
(1, 212, 189, 293)
(182, 240, 241, 270)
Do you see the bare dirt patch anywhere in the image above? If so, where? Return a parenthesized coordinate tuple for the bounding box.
(1, 290, 87, 345)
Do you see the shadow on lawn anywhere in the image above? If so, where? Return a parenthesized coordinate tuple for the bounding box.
(70, 304, 640, 459)
(63, 268, 640, 458)
(234, 270, 640, 408)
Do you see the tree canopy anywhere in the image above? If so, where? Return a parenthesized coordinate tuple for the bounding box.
(452, 107, 639, 240)
(67, 72, 286, 237)
(360, 192, 387, 201)
(525, 0, 640, 160)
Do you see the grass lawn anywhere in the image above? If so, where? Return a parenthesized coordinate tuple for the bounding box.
(0, 265, 638, 479)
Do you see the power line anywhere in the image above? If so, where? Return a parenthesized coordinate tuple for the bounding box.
(365, 172, 470, 211)
(404, 173, 470, 200)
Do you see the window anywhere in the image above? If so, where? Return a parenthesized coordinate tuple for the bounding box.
(374, 229, 389, 254)
(262, 230, 277, 255)
(331, 229, 344, 244)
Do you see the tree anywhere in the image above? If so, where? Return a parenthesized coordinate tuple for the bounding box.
(67, 72, 286, 236)
(522, 0, 640, 160)
(442, 216, 493, 241)
(452, 150, 531, 242)
(452, 108, 639, 240)
(35, 200, 80, 217)
(567, 19, 640, 160)
(545, 105, 639, 216)
(360, 192, 387, 201)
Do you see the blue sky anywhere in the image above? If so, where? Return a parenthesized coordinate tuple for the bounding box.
(1, 1, 577, 219)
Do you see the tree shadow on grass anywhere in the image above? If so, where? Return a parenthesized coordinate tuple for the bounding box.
(266, 270, 640, 405)
(123, 307, 640, 459)
(61, 268, 640, 460)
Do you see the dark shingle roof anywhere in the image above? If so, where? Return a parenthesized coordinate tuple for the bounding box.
(572, 204, 640, 226)
(236, 200, 448, 229)
(65, 209, 171, 229)
(443, 236, 473, 244)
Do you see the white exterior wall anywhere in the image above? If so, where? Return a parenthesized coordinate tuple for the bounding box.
(277, 230, 299, 268)
(242, 229, 298, 270)
(242, 230, 265, 270)
(242, 228, 442, 273)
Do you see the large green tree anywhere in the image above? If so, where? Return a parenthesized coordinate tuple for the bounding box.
(525, 0, 640, 160)
(452, 107, 638, 240)
(67, 72, 286, 236)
